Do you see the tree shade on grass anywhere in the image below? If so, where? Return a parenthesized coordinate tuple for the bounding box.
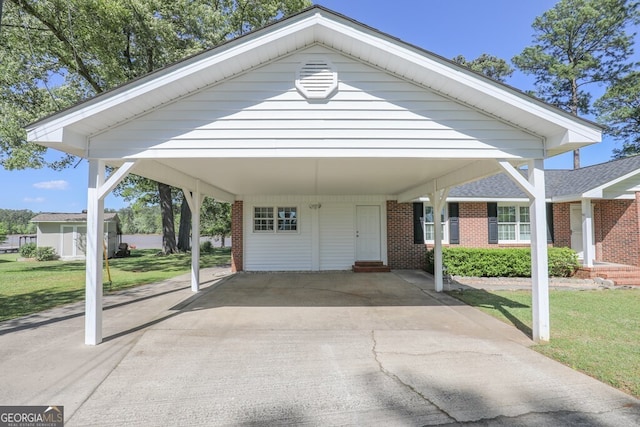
(0, 248, 230, 322)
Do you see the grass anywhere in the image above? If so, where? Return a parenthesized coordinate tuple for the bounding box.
(447, 288, 640, 398)
(0, 248, 231, 322)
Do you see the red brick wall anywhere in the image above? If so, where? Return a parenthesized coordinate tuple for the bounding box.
(594, 198, 640, 266)
(454, 202, 528, 249)
(231, 201, 243, 272)
(553, 203, 571, 248)
(553, 198, 640, 267)
(386, 200, 427, 269)
(593, 202, 603, 261)
(459, 202, 489, 247)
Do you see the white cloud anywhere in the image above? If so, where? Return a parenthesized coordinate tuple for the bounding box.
(24, 197, 46, 203)
(33, 180, 69, 190)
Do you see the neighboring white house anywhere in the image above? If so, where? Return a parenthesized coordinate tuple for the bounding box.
(25, 6, 602, 344)
(31, 213, 121, 260)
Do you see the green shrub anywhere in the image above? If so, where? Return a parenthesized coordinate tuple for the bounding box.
(34, 247, 58, 261)
(548, 247, 580, 277)
(426, 247, 579, 278)
(200, 240, 213, 253)
(19, 242, 37, 258)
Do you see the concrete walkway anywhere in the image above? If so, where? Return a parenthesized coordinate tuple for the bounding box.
(1, 269, 638, 426)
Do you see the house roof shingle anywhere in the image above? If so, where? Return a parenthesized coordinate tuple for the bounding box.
(31, 212, 119, 222)
(449, 156, 640, 200)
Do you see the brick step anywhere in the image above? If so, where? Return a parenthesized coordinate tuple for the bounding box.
(576, 267, 640, 280)
(600, 271, 640, 279)
(354, 260, 385, 267)
(611, 278, 640, 286)
(352, 261, 390, 273)
(352, 265, 391, 273)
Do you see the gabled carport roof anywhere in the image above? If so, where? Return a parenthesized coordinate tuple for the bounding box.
(26, 6, 601, 204)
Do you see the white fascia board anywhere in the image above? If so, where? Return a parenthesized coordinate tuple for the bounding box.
(88, 147, 536, 160)
(418, 196, 534, 203)
(550, 195, 583, 203)
(601, 191, 635, 200)
(546, 128, 602, 156)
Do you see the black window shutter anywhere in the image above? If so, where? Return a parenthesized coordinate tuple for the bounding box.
(413, 202, 424, 244)
(487, 202, 498, 244)
(448, 202, 460, 244)
(546, 203, 554, 244)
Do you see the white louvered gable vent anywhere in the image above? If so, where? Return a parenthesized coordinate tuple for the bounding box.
(295, 58, 338, 99)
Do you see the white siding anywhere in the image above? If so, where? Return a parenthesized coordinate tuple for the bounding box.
(36, 224, 61, 254)
(89, 46, 543, 159)
(244, 195, 386, 271)
(244, 199, 313, 271)
(319, 203, 355, 270)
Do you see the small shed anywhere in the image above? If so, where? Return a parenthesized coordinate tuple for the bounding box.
(31, 213, 121, 260)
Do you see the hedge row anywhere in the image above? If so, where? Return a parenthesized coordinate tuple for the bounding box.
(426, 247, 579, 278)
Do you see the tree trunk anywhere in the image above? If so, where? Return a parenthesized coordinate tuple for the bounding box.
(158, 182, 178, 254)
(571, 77, 580, 169)
(177, 194, 192, 251)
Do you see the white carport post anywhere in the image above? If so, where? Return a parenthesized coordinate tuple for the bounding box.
(85, 160, 137, 345)
(429, 188, 449, 292)
(86, 160, 105, 346)
(182, 180, 202, 292)
(529, 159, 550, 342)
(498, 159, 549, 342)
(581, 198, 595, 267)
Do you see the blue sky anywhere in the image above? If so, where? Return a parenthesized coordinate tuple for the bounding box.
(1, 0, 638, 213)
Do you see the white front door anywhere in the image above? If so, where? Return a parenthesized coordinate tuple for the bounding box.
(356, 205, 381, 260)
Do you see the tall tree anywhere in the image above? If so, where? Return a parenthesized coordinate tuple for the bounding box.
(594, 70, 640, 158)
(513, 0, 639, 168)
(452, 53, 514, 82)
(0, 223, 7, 244)
(1, 0, 311, 253)
(200, 198, 231, 247)
(177, 194, 192, 252)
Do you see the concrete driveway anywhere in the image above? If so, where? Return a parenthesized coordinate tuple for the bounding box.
(1, 269, 638, 426)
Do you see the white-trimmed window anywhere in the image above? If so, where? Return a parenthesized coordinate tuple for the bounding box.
(424, 205, 448, 243)
(497, 204, 530, 242)
(253, 207, 297, 233)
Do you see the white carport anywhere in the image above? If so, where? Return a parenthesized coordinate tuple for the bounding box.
(26, 6, 601, 345)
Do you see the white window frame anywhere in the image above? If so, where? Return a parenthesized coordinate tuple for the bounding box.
(424, 204, 448, 244)
(253, 206, 299, 233)
(497, 203, 530, 243)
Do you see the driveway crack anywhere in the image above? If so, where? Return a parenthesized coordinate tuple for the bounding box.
(370, 330, 456, 423)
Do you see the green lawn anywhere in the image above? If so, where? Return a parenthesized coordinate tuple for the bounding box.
(447, 288, 640, 398)
(0, 248, 231, 322)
